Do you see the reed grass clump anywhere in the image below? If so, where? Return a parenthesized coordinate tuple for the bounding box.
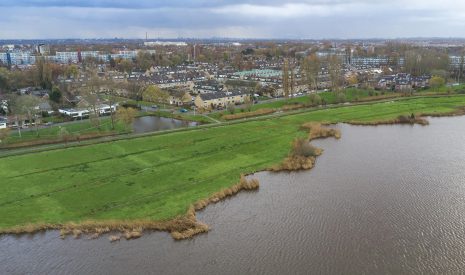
(193, 175, 259, 211)
(348, 113, 429, 126)
(271, 138, 321, 171)
(109, 235, 121, 242)
(301, 122, 342, 140)
(272, 122, 340, 171)
(124, 228, 143, 240)
(170, 222, 209, 240)
(282, 104, 305, 111)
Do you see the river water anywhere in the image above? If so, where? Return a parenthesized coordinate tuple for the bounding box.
(2, 116, 465, 274)
(132, 116, 198, 134)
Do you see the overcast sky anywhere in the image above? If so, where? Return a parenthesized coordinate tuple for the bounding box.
(1, 0, 465, 39)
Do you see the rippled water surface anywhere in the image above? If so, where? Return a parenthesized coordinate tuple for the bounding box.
(132, 116, 197, 133)
(2, 116, 465, 274)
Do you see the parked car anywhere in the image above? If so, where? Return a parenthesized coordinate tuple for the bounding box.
(179, 108, 188, 113)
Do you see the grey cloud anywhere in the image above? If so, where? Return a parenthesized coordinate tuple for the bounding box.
(0, 0, 464, 39)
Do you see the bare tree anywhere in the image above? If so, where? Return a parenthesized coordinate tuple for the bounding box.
(328, 55, 342, 91)
(104, 79, 119, 130)
(302, 54, 321, 91)
(82, 74, 104, 130)
(12, 95, 41, 137)
(282, 59, 290, 98)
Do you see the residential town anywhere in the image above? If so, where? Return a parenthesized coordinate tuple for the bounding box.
(0, 38, 462, 131)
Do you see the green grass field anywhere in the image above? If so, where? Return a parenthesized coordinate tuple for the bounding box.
(210, 85, 465, 121)
(208, 88, 399, 120)
(1, 95, 465, 231)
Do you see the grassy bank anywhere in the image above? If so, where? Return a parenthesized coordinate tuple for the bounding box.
(209, 86, 465, 121)
(3, 118, 128, 148)
(1, 95, 465, 237)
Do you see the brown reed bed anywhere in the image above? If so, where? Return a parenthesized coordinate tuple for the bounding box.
(109, 235, 121, 242)
(271, 122, 340, 172)
(282, 104, 306, 111)
(301, 122, 342, 140)
(193, 175, 259, 211)
(222, 108, 275, 120)
(348, 114, 429, 126)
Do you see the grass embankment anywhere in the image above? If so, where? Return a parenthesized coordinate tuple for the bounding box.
(3, 110, 210, 148)
(210, 86, 465, 122)
(1, 95, 465, 239)
(3, 118, 128, 148)
(208, 88, 403, 121)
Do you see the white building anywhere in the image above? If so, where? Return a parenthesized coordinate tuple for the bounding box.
(1, 114, 9, 129)
(97, 104, 117, 115)
(0, 51, 35, 65)
(58, 104, 117, 119)
(144, 41, 187, 46)
(0, 53, 8, 65)
(111, 50, 138, 60)
(58, 108, 90, 119)
(56, 52, 79, 64)
(81, 51, 100, 60)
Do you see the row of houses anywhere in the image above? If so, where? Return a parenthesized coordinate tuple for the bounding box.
(194, 90, 250, 109)
(377, 73, 431, 91)
(193, 80, 224, 94)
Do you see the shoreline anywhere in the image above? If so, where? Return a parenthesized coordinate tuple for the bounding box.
(0, 123, 339, 241)
(1, 101, 465, 241)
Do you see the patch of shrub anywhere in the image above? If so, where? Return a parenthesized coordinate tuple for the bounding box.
(291, 138, 320, 158)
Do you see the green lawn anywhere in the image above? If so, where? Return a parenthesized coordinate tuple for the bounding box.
(1, 95, 465, 230)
